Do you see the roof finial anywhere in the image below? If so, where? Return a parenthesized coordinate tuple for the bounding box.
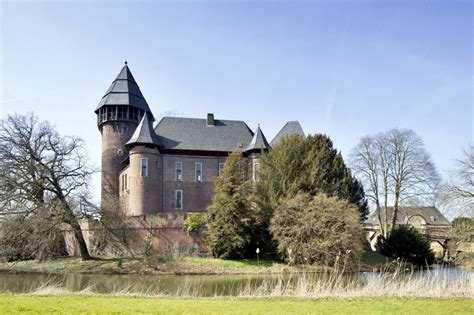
(124, 61, 128, 65)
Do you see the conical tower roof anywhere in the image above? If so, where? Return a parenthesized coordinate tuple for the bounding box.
(126, 112, 161, 147)
(245, 126, 271, 152)
(270, 121, 304, 146)
(95, 62, 154, 120)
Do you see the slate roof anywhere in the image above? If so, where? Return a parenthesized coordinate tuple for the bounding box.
(154, 117, 254, 152)
(365, 207, 451, 227)
(126, 113, 161, 147)
(271, 121, 305, 146)
(95, 63, 154, 119)
(246, 126, 271, 151)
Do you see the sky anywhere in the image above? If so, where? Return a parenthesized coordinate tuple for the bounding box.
(0, 0, 472, 205)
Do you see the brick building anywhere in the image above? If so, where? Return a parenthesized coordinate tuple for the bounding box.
(95, 63, 304, 216)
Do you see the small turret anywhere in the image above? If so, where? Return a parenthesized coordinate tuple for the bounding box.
(123, 113, 162, 216)
(245, 125, 271, 153)
(246, 125, 270, 182)
(125, 112, 161, 148)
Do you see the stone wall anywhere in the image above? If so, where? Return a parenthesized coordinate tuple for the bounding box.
(63, 216, 209, 258)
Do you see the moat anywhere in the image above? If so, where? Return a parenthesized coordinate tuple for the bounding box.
(0, 266, 470, 297)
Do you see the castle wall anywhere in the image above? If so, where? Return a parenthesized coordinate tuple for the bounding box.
(101, 122, 137, 205)
(63, 217, 209, 257)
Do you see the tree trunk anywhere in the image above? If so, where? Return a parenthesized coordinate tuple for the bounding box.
(61, 200, 92, 260)
(375, 202, 383, 237)
(392, 186, 400, 230)
(383, 177, 389, 237)
(70, 219, 92, 260)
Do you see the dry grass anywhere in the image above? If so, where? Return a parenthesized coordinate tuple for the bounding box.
(236, 268, 472, 298)
(9, 262, 471, 299)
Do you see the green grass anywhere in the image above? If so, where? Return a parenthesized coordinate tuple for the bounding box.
(0, 295, 471, 314)
(182, 257, 284, 268)
(0, 257, 143, 273)
(0, 251, 395, 275)
(0, 256, 306, 275)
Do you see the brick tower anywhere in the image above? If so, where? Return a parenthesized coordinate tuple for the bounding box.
(124, 112, 162, 216)
(95, 62, 154, 207)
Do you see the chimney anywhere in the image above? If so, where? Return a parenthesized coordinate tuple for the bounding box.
(207, 113, 215, 126)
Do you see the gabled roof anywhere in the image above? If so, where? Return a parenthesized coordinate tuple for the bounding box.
(246, 126, 271, 151)
(154, 117, 254, 152)
(126, 113, 161, 147)
(271, 121, 305, 146)
(365, 206, 451, 226)
(95, 62, 154, 120)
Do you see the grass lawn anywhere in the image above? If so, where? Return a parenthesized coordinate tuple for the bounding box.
(0, 251, 394, 275)
(0, 256, 290, 275)
(0, 295, 472, 314)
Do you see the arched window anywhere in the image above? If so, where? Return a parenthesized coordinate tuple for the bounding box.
(408, 215, 426, 229)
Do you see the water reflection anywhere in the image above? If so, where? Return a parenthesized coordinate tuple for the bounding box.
(0, 267, 470, 297)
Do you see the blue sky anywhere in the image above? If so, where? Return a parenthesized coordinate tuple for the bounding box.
(1, 0, 472, 202)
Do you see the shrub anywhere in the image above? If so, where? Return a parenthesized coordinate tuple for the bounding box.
(376, 225, 435, 266)
(184, 213, 208, 233)
(0, 212, 67, 261)
(270, 192, 365, 265)
(450, 217, 473, 242)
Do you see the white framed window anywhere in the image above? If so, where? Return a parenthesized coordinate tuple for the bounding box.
(253, 162, 260, 182)
(219, 163, 225, 175)
(175, 190, 183, 209)
(124, 174, 127, 190)
(121, 175, 124, 191)
(140, 158, 148, 177)
(175, 162, 183, 181)
(195, 162, 202, 182)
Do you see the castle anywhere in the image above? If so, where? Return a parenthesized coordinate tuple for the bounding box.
(95, 63, 304, 216)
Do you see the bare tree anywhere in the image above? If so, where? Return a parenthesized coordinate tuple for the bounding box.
(445, 147, 474, 217)
(350, 129, 441, 235)
(387, 129, 441, 227)
(350, 133, 391, 236)
(351, 136, 381, 234)
(0, 113, 95, 260)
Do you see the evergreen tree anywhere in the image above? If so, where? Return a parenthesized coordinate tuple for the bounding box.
(257, 134, 368, 219)
(254, 134, 368, 255)
(207, 152, 252, 259)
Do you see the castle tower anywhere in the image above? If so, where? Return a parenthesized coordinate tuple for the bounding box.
(245, 125, 271, 182)
(124, 113, 162, 216)
(95, 62, 154, 207)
